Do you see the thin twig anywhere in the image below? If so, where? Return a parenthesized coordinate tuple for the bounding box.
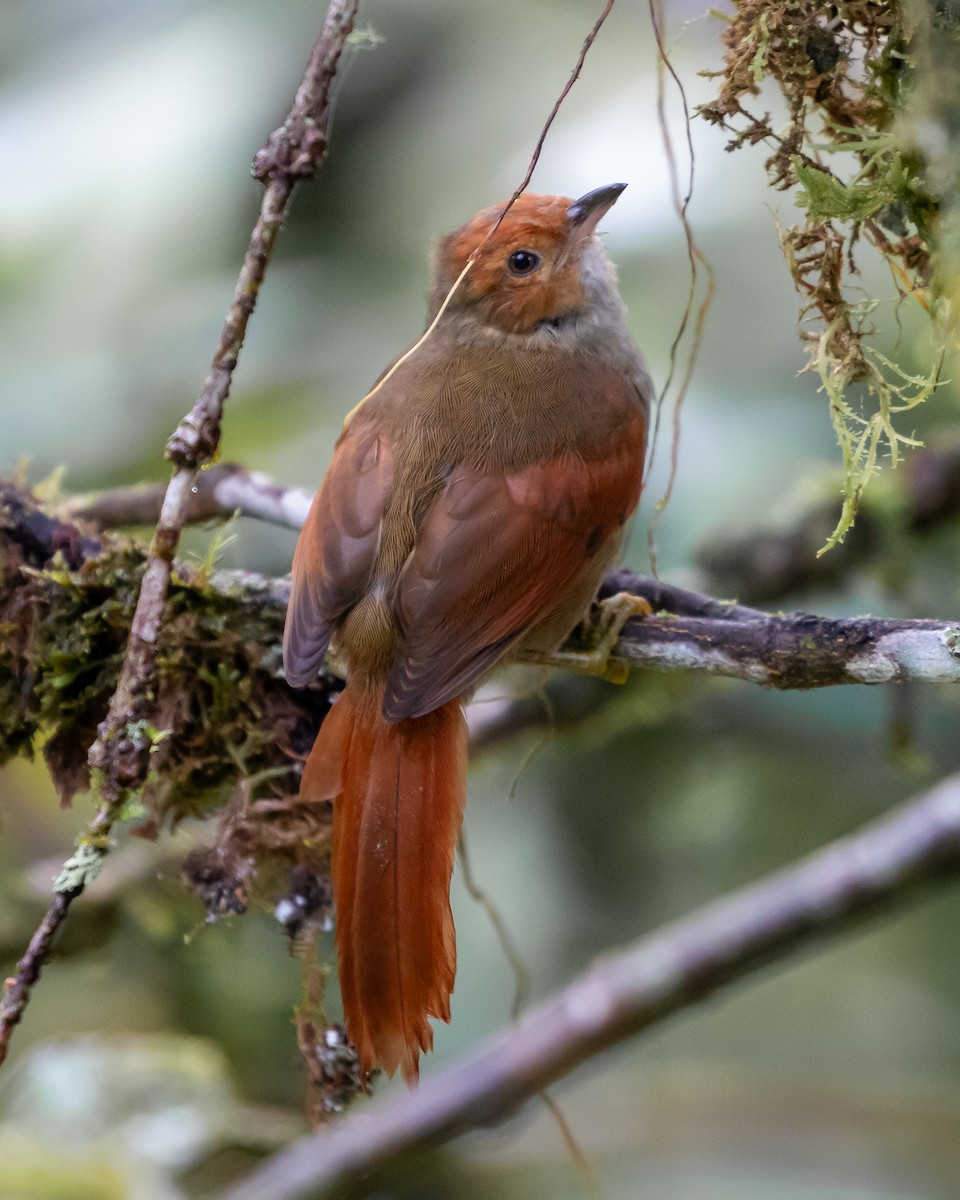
(220, 770, 960, 1200)
(540, 1090, 603, 1200)
(88, 0, 358, 801)
(457, 832, 529, 1019)
(0, 0, 360, 1070)
(644, 0, 715, 576)
(0, 891, 77, 1040)
(460, 831, 597, 1196)
(339, 0, 620, 426)
(487, 0, 618, 242)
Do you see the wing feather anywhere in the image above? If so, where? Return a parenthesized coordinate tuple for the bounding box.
(283, 423, 394, 687)
(384, 406, 645, 720)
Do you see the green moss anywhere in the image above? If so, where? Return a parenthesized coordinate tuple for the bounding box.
(0, 513, 335, 857)
(793, 156, 901, 223)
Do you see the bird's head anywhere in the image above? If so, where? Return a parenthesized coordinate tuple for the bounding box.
(430, 184, 627, 337)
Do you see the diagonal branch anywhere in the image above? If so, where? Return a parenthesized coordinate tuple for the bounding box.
(221, 769, 960, 1200)
(89, 0, 358, 806)
(0, 0, 360, 1070)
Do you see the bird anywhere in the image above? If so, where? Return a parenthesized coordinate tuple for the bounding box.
(283, 184, 652, 1082)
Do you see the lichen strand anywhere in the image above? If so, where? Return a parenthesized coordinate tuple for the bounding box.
(0, 487, 336, 896)
(700, 1, 952, 549)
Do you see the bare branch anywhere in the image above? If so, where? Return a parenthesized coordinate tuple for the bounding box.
(220, 770, 960, 1200)
(63, 464, 313, 532)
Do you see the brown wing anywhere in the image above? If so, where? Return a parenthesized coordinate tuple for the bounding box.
(283, 421, 394, 687)
(383, 406, 646, 720)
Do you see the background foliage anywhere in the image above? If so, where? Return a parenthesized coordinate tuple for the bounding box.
(4, 1, 960, 1196)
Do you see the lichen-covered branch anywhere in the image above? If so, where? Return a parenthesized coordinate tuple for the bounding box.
(0, 0, 359, 1069)
(597, 569, 960, 687)
(221, 769, 960, 1200)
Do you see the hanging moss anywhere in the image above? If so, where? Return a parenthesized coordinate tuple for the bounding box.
(700, 1, 956, 549)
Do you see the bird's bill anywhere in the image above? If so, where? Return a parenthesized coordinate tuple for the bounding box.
(566, 182, 627, 239)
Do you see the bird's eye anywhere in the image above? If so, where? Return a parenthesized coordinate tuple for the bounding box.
(507, 249, 541, 276)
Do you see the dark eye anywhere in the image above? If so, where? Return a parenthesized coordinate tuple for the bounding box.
(507, 249, 541, 276)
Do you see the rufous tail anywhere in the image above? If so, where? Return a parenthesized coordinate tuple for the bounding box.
(301, 682, 467, 1081)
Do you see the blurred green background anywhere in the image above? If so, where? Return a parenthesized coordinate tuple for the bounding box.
(4, 1, 960, 1197)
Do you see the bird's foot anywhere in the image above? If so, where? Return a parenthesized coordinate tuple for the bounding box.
(535, 592, 651, 684)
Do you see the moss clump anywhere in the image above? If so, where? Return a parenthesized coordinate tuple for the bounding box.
(1, 480, 366, 1111)
(0, 481, 337, 883)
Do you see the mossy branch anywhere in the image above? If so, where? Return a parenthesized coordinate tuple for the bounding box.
(6, 475, 960, 832)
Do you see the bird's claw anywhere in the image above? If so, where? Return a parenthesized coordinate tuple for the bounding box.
(535, 591, 651, 683)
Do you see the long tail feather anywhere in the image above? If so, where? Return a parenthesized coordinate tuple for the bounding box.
(301, 683, 467, 1081)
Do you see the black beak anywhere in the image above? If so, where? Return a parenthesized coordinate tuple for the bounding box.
(566, 183, 627, 236)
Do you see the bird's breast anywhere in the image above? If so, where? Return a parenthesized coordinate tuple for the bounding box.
(379, 340, 644, 475)
(335, 335, 648, 679)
